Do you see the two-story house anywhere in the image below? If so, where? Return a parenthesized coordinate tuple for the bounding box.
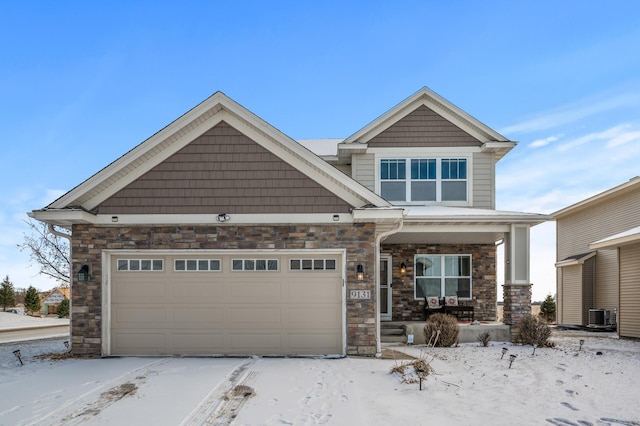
(553, 177, 640, 338)
(30, 88, 547, 357)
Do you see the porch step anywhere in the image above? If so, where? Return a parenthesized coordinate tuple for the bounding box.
(380, 322, 407, 343)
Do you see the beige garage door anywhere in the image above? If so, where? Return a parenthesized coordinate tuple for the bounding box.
(109, 252, 344, 356)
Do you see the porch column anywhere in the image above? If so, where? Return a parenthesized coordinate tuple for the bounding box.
(502, 224, 532, 342)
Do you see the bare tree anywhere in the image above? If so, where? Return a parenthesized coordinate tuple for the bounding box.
(18, 220, 70, 287)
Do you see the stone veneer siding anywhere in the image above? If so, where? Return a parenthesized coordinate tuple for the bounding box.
(70, 223, 377, 357)
(502, 284, 532, 342)
(381, 243, 497, 321)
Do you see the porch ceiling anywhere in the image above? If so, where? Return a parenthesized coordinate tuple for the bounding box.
(382, 230, 504, 245)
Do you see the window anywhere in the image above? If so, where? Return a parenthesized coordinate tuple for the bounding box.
(379, 158, 467, 203)
(232, 259, 279, 271)
(290, 258, 337, 271)
(414, 255, 471, 299)
(174, 259, 221, 271)
(117, 259, 164, 271)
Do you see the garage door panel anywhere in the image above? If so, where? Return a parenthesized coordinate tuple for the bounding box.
(172, 307, 225, 327)
(113, 332, 167, 354)
(112, 307, 167, 328)
(229, 307, 282, 324)
(230, 333, 283, 351)
(288, 306, 341, 327)
(110, 252, 344, 355)
(172, 332, 225, 352)
(288, 333, 341, 353)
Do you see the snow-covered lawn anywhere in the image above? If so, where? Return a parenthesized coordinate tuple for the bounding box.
(1, 313, 639, 425)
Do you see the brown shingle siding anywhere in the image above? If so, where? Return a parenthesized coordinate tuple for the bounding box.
(96, 121, 351, 215)
(368, 105, 481, 147)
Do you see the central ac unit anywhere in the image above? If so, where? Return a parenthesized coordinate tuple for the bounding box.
(588, 309, 610, 327)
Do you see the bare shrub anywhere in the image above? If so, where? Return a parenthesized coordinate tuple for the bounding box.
(390, 354, 434, 384)
(424, 313, 459, 347)
(477, 331, 491, 347)
(518, 315, 552, 347)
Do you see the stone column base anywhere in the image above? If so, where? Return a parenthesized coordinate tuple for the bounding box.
(502, 283, 532, 343)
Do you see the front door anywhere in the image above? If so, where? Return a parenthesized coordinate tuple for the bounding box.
(380, 255, 392, 320)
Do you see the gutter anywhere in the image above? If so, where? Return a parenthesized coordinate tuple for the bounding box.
(374, 217, 405, 358)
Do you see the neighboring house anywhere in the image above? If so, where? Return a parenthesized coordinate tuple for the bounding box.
(552, 177, 640, 338)
(30, 88, 547, 357)
(41, 287, 70, 315)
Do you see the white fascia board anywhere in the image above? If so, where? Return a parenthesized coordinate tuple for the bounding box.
(343, 87, 510, 144)
(589, 226, 640, 249)
(351, 208, 404, 223)
(552, 176, 640, 219)
(402, 224, 511, 233)
(555, 251, 597, 268)
(95, 213, 354, 225)
(368, 146, 481, 156)
(50, 94, 228, 210)
(29, 209, 96, 226)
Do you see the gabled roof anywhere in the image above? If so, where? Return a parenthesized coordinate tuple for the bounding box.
(553, 176, 640, 219)
(38, 92, 390, 218)
(338, 87, 516, 162)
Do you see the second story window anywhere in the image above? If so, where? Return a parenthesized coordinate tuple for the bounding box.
(380, 158, 467, 203)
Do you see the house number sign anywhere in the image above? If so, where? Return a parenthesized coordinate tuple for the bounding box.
(349, 290, 371, 299)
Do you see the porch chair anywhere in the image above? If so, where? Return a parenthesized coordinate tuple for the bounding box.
(425, 296, 442, 319)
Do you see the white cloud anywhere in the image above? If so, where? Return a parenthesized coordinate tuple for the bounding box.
(500, 92, 640, 135)
(530, 134, 560, 148)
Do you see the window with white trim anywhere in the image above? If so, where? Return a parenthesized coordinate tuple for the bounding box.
(289, 259, 337, 271)
(117, 259, 164, 271)
(174, 259, 221, 271)
(232, 259, 279, 271)
(380, 158, 467, 203)
(414, 255, 471, 299)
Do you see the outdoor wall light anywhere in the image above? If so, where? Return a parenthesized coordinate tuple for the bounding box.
(400, 262, 407, 274)
(356, 264, 364, 281)
(78, 265, 90, 282)
(216, 213, 230, 222)
(111, 216, 118, 223)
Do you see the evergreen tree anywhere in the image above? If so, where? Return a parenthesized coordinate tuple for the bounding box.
(540, 294, 557, 323)
(0, 276, 16, 311)
(24, 286, 41, 315)
(57, 298, 70, 318)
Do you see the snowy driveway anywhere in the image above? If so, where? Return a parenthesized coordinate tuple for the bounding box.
(2, 334, 640, 425)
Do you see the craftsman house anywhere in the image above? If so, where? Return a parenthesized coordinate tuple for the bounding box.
(553, 177, 640, 338)
(30, 88, 547, 357)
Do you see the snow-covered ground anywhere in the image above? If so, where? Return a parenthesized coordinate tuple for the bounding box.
(1, 313, 639, 425)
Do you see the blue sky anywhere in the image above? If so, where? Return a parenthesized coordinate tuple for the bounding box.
(2, 1, 639, 300)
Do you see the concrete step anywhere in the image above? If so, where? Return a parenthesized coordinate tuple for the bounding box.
(380, 335, 407, 343)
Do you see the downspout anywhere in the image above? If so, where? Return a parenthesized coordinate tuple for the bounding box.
(48, 224, 72, 346)
(375, 216, 404, 358)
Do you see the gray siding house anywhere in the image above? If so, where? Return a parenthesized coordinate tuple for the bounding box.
(553, 177, 640, 338)
(31, 88, 547, 357)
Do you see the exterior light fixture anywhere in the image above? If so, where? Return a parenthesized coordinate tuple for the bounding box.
(64, 340, 70, 349)
(400, 262, 407, 274)
(356, 264, 364, 281)
(501, 347, 508, 359)
(509, 354, 517, 368)
(111, 216, 118, 223)
(13, 349, 23, 366)
(579, 339, 585, 351)
(78, 265, 90, 282)
(216, 213, 230, 222)
(333, 214, 339, 221)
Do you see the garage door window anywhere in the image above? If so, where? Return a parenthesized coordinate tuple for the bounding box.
(290, 259, 337, 271)
(174, 259, 221, 271)
(117, 259, 164, 271)
(232, 259, 279, 271)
